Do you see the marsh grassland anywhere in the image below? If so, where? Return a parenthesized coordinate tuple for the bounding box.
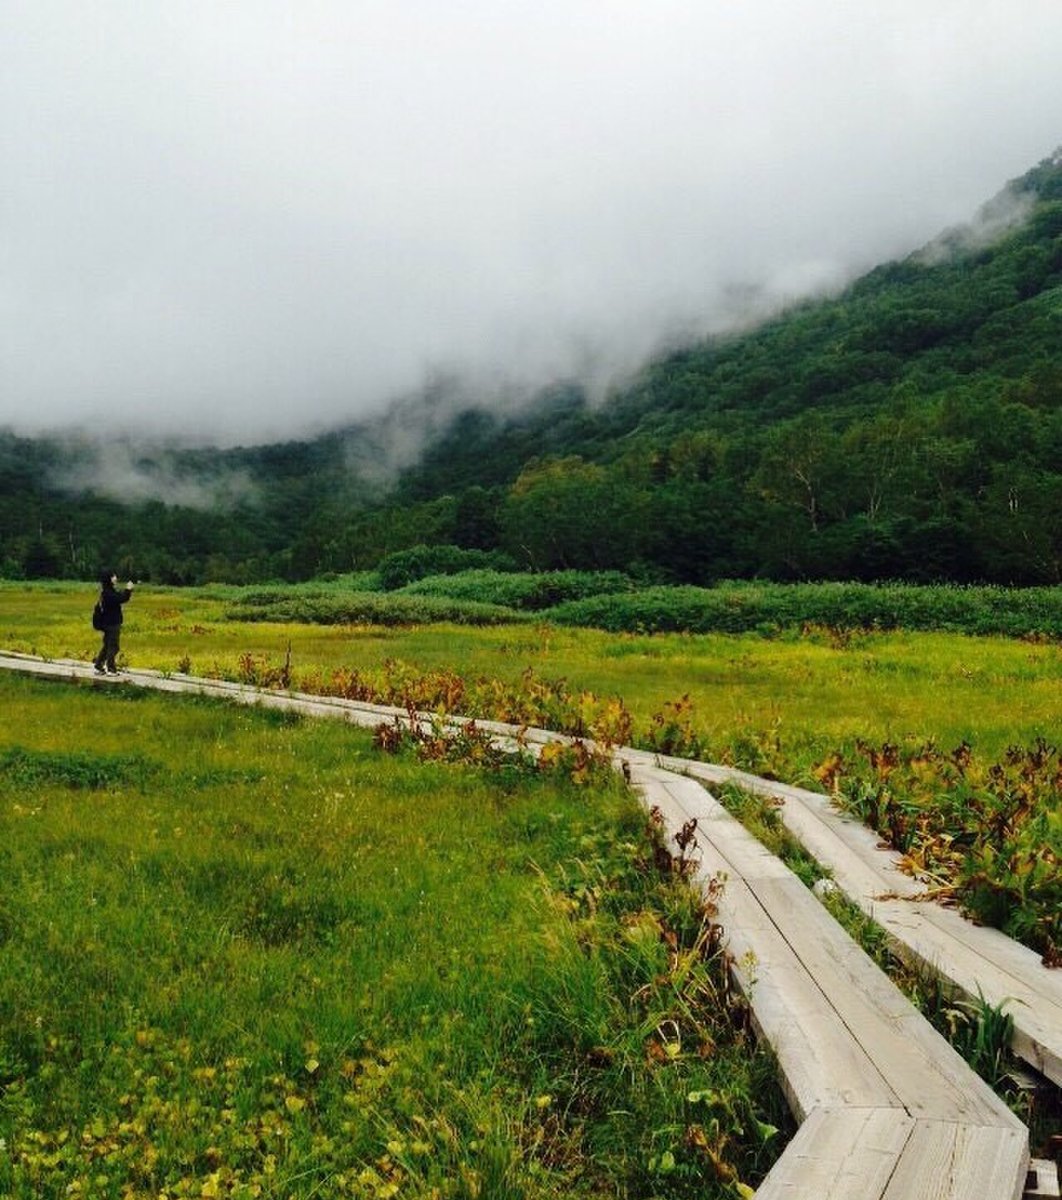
(4, 580, 1061, 951)
(2, 580, 1060, 1194)
(0, 668, 785, 1199)
(5, 581, 1061, 763)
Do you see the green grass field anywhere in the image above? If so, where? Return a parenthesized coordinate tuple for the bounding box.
(0, 670, 786, 1198)
(4, 581, 1061, 768)
(2, 578, 1060, 1193)
(4, 580, 1060, 951)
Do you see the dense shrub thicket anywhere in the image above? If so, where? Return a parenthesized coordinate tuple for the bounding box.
(223, 574, 1062, 638)
(376, 544, 517, 590)
(225, 590, 524, 627)
(548, 581, 1062, 637)
(399, 568, 634, 610)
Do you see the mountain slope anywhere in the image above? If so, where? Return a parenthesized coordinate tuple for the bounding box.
(3, 150, 1062, 584)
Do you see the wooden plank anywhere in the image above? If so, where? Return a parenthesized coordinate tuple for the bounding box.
(635, 765, 1021, 1133)
(643, 764, 1013, 1126)
(652, 773, 793, 882)
(726, 770, 1062, 1005)
(882, 1120, 1028, 1200)
(755, 877, 1022, 1131)
(1026, 1159, 1062, 1198)
(755, 1107, 914, 1200)
(654, 751, 1062, 1088)
(914, 903, 1062, 1010)
(675, 757, 924, 897)
(751, 781, 1062, 1088)
(869, 899, 1062, 1087)
(632, 766, 901, 1119)
(765, 783, 924, 900)
(707, 874, 902, 1118)
(773, 774, 1062, 1033)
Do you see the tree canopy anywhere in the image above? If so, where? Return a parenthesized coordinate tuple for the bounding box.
(5, 151, 1062, 585)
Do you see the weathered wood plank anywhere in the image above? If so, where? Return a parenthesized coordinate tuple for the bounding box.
(882, 1120, 1027, 1200)
(636, 763, 1020, 1130)
(632, 761, 1028, 1196)
(743, 779, 1062, 1088)
(632, 766, 902, 1119)
(754, 877, 1023, 1130)
(754, 1107, 914, 1200)
(669, 756, 924, 896)
(869, 899, 1062, 1087)
(640, 749, 1062, 1088)
(652, 772, 793, 881)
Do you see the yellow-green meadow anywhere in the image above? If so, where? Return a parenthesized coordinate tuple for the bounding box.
(0, 667, 785, 1199)
(2, 579, 1060, 1195)
(5, 580, 1060, 768)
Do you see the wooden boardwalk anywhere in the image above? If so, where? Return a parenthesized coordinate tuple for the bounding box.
(639, 754, 1062, 1091)
(2, 652, 1056, 1199)
(632, 762, 1030, 1200)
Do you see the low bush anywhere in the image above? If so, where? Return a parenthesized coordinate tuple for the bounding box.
(376, 544, 517, 590)
(401, 568, 633, 610)
(215, 572, 382, 607)
(225, 591, 524, 627)
(548, 581, 1062, 637)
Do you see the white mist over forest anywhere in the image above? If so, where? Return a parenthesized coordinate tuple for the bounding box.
(3, 1, 1062, 444)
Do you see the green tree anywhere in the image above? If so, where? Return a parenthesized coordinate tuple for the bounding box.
(501, 458, 648, 571)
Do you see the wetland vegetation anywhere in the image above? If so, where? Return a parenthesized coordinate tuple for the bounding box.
(2, 577, 1060, 1193)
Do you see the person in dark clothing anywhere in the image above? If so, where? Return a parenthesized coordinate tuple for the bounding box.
(93, 571, 135, 675)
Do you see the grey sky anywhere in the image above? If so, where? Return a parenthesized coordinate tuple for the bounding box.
(3, 1, 1062, 443)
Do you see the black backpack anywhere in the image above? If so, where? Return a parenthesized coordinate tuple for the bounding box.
(91, 596, 105, 631)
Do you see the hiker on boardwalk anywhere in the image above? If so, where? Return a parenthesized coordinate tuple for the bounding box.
(93, 571, 135, 675)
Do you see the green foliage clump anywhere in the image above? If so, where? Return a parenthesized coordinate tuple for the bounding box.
(549, 581, 1062, 637)
(400, 568, 633, 610)
(225, 589, 524, 627)
(644, 694, 709, 760)
(822, 737, 1062, 960)
(376, 543, 517, 590)
(0, 745, 159, 791)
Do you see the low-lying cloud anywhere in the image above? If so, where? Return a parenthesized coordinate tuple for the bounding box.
(2, 2, 1062, 444)
(52, 438, 257, 509)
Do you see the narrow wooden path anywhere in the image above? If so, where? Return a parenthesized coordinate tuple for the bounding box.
(632, 763, 1031, 1200)
(2, 652, 1056, 1200)
(641, 754, 1062, 1091)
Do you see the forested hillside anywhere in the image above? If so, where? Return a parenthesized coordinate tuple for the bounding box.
(4, 150, 1062, 585)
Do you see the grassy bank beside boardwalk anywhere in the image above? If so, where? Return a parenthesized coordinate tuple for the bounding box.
(0, 672, 786, 1198)
(3, 580, 1060, 957)
(3, 580, 1059, 766)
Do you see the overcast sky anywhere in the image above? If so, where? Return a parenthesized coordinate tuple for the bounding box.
(3, 2, 1062, 444)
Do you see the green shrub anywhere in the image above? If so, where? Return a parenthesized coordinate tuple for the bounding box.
(225, 590, 526, 627)
(401, 568, 633, 610)
(376, 544, 517, 590)
(214, 572, 383, 607)
(548, 581, 1062, 637)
